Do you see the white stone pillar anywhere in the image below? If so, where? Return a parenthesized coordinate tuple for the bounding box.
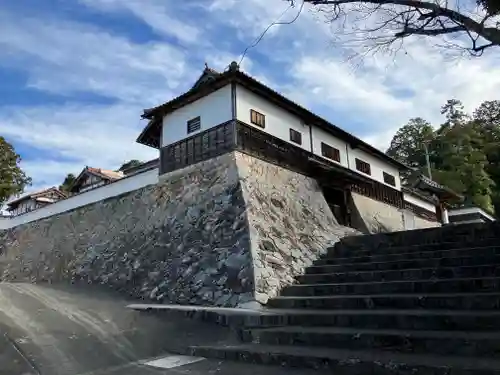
(441, 206, 449, 225)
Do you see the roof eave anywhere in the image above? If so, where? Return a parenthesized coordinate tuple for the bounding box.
(232, 72, 410, 172)
(137, 68, 411, 171)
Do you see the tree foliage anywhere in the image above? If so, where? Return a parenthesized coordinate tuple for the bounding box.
(0, 137, 31, 206)
(294, 0, 500, 56)
(386, 99, 500, 215)
(118, 159, 142, 172)
(59, 173, 76, 193)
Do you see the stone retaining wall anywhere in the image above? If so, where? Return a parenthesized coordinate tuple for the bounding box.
(0, 152, 359, 307)
(0, 153, 254, 307)
(235, 153, 359, 304)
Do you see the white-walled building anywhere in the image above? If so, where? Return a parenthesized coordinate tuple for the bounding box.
(6, 187, 67, 216)
(70, 167, 124, 195)
(136, 62, 447, 229)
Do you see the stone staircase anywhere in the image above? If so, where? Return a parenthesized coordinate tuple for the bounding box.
(189, 224, 500, 374)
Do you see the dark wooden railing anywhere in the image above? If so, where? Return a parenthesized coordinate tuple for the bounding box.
(235, 121, 310, 173)
(404, 201, 438, 222)
(351, 181, 404, 209)
(160, 121, 236, 174)
(159, 120, 434, 220)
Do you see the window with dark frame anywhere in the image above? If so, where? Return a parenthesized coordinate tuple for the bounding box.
(250, 109, 265, 128)
(321, 142, 340, 162)
(355, 158, 371, 175)
(289, 129, 302, 145)
(187, 116, 201, 134)
(383, 172, 396, 187)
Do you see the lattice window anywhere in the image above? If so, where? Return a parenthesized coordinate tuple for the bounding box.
(250, 109, 265, 128)
(383, 172, 396, 187)
(289, 129, 302, 145)
(321, 142, 340, 162)
(355, 158, 371, 175)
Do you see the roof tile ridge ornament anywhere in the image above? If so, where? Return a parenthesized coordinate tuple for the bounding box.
(229, 61, 239, 72)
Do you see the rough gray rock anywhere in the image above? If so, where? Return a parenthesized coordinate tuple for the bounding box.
(0, 153, 254, 307)
(0, 151, 363, 307)
(235, 152, 359, 304)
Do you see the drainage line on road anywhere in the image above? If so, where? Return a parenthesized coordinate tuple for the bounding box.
(4, 332, 42, 375)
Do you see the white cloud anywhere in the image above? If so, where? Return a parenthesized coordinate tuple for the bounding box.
(0, 13, 188, 105)
(0, 104, 157, 183)
(197, 0, 500, 152)
(1, 0, 500, 194)
(79, 0, 202, 44)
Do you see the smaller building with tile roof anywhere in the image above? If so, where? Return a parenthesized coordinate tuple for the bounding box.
(70, 167, 124, 195)
(6, 187, 67, 216)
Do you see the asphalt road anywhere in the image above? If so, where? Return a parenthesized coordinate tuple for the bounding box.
(0, 283, 321, 375)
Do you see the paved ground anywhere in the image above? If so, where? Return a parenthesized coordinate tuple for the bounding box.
(0, 283, 321, 375)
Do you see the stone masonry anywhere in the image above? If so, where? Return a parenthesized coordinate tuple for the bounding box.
(0, 151, 359, 307)
(0, 153, 254, 307)
(235, 152, 358, 304)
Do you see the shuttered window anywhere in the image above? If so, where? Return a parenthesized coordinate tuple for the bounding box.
(187, 116, 201, 134)
(289, 129, 302, 145)
(383, 172, 396, 187)
(355, 158, 371, 175)
(321, 142, 340, 162)
(250, 109, 265, 128)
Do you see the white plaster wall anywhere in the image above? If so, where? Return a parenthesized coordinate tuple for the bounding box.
(352, 192, 439, 233)
(348, 147, 401, 190)
(0, 169, 159, 230)
(413, 215, 441, 229)
(162, 85, 233, 147)
(448, 207, 495, 222)
(403, 193, 436, 213)
(311, 126, 349, 167)
(236, 85, 312, 152)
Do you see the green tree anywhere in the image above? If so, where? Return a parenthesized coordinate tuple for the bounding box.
(59, 173, 76, 193)
(386, 100, 498, 214)
(0, 137, 31, 206)
(440, 99, 469, 129)
(118, 159, 142, 172)
(386, 117, 435, 171)
(437, 123, 495, 212)
(472, 100, 500, 214)
(474, 100, 500, 128)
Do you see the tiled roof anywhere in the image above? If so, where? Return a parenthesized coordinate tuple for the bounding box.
(6, 187, 66, 207)
(413, 175, 463, 201)
(121, 158, 159, 175)
(86, 167, 124, 181)
(69, 166, 125, 193)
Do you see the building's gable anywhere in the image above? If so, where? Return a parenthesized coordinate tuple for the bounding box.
(161, 84, 233, 147)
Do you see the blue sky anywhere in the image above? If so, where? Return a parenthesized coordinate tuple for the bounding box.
(1, 0, 500, 193)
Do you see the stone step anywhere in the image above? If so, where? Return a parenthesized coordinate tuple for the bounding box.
(189, 343, 500, 374)
(319, 246, 500, 266)
(267, 292, 500, 310)
(340, 235, 484, 251)
(330, 238, 500, 258)
(340, 224, 500, 249)
(281, 277, 500, 296)
(242, 326, 500, 357)
(250, 309, 500, 331)
(296, 264, 500, 284)
(306, 254, 500, 274)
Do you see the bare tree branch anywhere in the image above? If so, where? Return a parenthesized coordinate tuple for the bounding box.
(294, 0, 500, 56)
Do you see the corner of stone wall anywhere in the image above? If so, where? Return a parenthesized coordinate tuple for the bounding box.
(0, 152, 259, 308)
(234, 152, 360, 304)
